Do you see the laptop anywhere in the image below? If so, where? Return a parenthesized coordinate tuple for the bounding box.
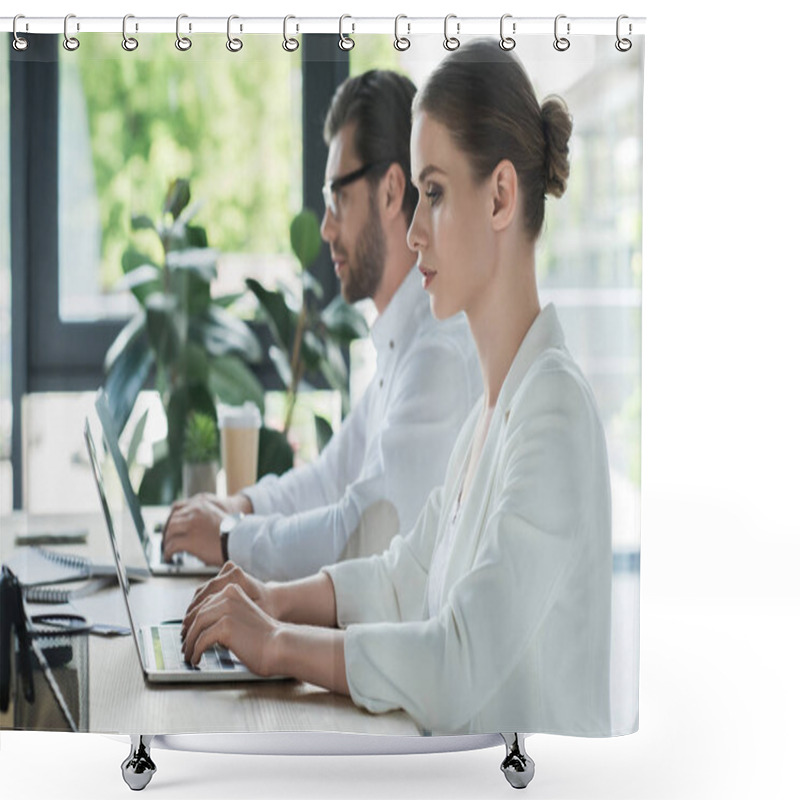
(84, 419, 267, 684)
(94, 389, 216, 577)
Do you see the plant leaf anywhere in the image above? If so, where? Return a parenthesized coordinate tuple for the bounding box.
(320, 339, 349, 392)
(104, 314, 155, 434)
(208, 356, 265, 414)
(171, 264, 212, 316)
(104, 311, 146, 373)
(320, 295, 369, 343)
(163, 178, 191, 219)
(166, 383, 217, 491)
(179, 341, 210, 384)
(290, 209, 322, 270)
(138, 454, 180, 506)
(214, 292, 242, 309)
(257, 426, 294, 478)
(301, 269, 324, 300)
(165, 248, 218, 280)
(194, 306, 262, 363)
(268, 345, 293, 389)
(125, 409, 150, 472)
(145, 293, 182, 366)
(185, 224, 208, 248)
(115, 263, 163, 306)
(300, 330, 324, 372)
(314, 414, 334, 454)
(121, 246, 153, 276)
(245, 278, 296, 352)
(131, 214, 155, 232)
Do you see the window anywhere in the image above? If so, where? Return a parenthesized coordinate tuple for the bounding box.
(58, 35, 303, 323)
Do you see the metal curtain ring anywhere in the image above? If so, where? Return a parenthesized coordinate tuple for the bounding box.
(226, 15, 243, 52)
(175, 14, 192, 51)
(339, 15, 354, 51)
(500, 14, 516, 51)
(615, 15, 632, 52)
(12, 15, 29, 52)
(394, 15, 411, 51)
(63, 13, 80, 51)
(444, 14, 460, 51)
(122, 14, 139, 51)
(553, 14, 570, 52)
(283, 15, 299, 52)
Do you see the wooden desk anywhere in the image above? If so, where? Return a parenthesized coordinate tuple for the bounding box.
(1, 511, 419, 737)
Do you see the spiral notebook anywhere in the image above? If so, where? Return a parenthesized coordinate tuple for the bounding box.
(5, 545, 148, 588)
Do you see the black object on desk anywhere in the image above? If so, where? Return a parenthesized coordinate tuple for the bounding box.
(1, 565, 90, 731)
(1, 565, 36, 712)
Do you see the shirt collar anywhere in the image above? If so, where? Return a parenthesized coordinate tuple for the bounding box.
(370, 267, 429, 357)
(496, 303, 566, 411)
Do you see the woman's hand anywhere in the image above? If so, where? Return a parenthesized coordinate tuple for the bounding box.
(183, 562, 277, 635)
(180, 581, 282, 676)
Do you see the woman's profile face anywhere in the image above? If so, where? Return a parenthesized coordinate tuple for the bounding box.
(407, 111, 496, 321)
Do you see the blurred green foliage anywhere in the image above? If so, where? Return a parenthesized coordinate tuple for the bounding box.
(64, 33, 302, 293)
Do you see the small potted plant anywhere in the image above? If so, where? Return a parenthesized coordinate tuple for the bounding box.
(182, 411, 219, 497)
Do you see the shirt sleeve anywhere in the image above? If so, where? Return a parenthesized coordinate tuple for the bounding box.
(228, 338, 477, 582)
(336, 367, 606, 734)
(239, 388, 370, 517)
(321, 484, 445, 626)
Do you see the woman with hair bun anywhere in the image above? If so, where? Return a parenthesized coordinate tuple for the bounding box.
(181, 39, 613, 737)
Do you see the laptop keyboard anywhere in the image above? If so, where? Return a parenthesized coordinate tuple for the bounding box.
(152, 625, 238, 672)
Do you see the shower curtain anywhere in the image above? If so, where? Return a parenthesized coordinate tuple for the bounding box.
(1, 17, 643, 743)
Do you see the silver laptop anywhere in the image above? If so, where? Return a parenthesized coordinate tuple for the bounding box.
(94, 389, 216, 577)
(84, 419, 267, 684)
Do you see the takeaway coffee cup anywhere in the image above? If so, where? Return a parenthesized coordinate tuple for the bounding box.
(218, 402, 261, 496)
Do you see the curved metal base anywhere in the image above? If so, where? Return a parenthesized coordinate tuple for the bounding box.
(117, 731, 530, 789)
(500, 733, 535, 789)
(121, 735, 157, 791)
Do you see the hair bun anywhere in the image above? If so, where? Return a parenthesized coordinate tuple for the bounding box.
(541, 96, 572, 198)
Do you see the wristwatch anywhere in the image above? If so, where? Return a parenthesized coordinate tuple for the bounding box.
(219, 513, 244, 563)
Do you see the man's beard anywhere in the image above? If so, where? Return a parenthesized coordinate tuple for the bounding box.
(341, 194, 386, 304)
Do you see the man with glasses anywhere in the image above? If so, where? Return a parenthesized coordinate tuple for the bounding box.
(163, 70, 480, 581)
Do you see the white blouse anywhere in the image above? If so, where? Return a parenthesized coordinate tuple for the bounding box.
(323, 304, 614, 736)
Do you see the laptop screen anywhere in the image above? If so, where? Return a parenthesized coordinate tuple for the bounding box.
(94, 389, 154, 562)
(83, 419, 147, 672)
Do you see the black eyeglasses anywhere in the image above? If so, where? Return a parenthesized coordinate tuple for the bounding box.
(322, 160, 393, 219)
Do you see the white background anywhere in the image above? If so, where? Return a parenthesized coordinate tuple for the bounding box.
(2, 1, 799, 798)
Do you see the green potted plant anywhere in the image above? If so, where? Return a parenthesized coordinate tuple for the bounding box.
(182, 411, 220, 497)
(103, 178, 265, 504)
(248, 209, 369, 471)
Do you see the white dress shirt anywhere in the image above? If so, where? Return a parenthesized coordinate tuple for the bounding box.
(323, 304, 614, 736)
(228, 268, 481, 581)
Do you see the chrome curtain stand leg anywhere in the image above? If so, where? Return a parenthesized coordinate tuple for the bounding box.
(121, 735, 157, 791)
(500, 733, 535, 789)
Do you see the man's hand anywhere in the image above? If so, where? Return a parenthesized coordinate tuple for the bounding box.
(162, 493, 250, 565)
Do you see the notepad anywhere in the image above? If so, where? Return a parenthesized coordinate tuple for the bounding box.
(4, 547, 148, 587)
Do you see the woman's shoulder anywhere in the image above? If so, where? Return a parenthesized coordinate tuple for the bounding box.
(508, 346, 601, 429)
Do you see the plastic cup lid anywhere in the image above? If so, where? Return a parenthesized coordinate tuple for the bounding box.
(217, 402, 262, 429)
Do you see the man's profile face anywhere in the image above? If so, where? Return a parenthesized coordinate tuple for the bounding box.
(320, 123, 386, 304)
